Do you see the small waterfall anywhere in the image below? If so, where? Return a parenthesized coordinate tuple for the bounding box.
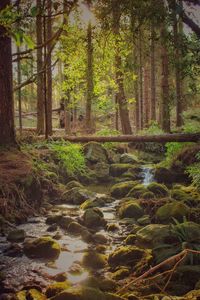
(141, 166, 154, 186)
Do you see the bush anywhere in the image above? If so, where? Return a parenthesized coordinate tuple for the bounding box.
(165, 142, 195, 167)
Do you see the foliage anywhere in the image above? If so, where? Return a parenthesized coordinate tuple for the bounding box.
(139, 122, 164, 135)
(96, 128, 120, 149)
(50, 141, 86, 176)
(187, 151, 200, 190)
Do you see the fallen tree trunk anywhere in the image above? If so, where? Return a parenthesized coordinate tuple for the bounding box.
(51, 133, 200, 143)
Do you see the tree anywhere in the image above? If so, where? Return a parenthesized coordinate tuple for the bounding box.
(0, 0, 16, 146)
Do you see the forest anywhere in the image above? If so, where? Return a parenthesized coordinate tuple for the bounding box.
(1, 0, 200, 299)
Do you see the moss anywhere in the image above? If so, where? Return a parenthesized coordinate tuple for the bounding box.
(66, 180, 83, 190)
(125, 234, 136, 245)
(108, 246, 146, 267)
(171, 189, 191, 201)
(127, 184, 147, 198)
(147, 182, 169, 198)
(109, 164, 133, 177)
(83, 208, 105, 228)
(156, 201, 190, 223)
(82, 251, 107, 270)
(80, 198, 105, 210)
(118, 200, 144, 220)
(24, 236, 60, 260)
(110, 181, 138, 199)
(111, 268, 130, 280)
(46, 281, 71, 298)
(142, 191, 155, 199)
(17, 289, 46, 300)
(67, 222, 85, 236)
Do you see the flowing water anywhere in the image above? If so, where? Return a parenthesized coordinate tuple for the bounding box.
(141, 165, 154, 186)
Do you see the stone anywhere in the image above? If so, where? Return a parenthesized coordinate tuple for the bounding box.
(106, 223, 119, 232)
(142, 191, 155, 199)
(7, 229, 26, 243)
(127, 184, 147, 198)
(147, 182, 169, 198)
(118, 200, 144, 220)
(110, 181, 138, 199)
(137, 215, 151, 226)
(82, 251, 107, 269)
(94, 162, 111, 183)
(59, 216, 74, 230)
(46, 214, 62, 225)
(47, 224, 58, 232)
(111, 267, 130, 280)
(120, 153, 139, 164)
(156, 201, 190, 223)
(84, 142, 109, 164)
(67, 222, 86, 236)
(46, 281, 70, 298)
(109, 164, 133, 177)
(17, 289, 46, 300)
(66, 180, 83, 190)
(24, 237, 60, 260)
(94, 233, 108, 244)
(125, 234, 136, 245)
(80, 198, 105, 210)
(83, 208, 106, 228)
(62, 187, 95, 205)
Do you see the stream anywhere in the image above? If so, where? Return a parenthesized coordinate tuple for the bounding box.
(0, 166, 154, 294)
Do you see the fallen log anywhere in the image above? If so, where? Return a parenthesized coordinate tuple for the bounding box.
(49, 133, 200, 143)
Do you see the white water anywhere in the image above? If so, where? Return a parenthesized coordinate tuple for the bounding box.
(142, 166, 154, 186)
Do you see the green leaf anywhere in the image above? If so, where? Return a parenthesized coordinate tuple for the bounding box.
(30, 6, 37, 17)
(23, 35, 35, 49)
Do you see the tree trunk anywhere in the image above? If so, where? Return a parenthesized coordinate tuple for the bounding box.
(85, 22, 94, 133)
(160, 25, 171, 133)
(173, 0, 183, 127)
(150, 23, 156, 121)
(36, 0, 45, 134)
(46, 0, 53, 135)
(144, 66, 150, 128)
(0, 0, 16, 146)
(112, 0, 132, 135)
(139, 29, 144, 130)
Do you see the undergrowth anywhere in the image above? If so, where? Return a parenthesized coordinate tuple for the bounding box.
(96, 128, 120, 149)
(187, 151, 200, 190)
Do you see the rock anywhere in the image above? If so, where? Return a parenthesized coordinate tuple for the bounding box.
(108, 246, 150, 267)
(59, 216, 74, 230)
(137, 215, 151, 226)
(17, 289, 46, 300)
(154, 167, 188, 184)
(147, 182, 169, 198)
(69, 263, 84, 275)
(120, 153, 139, 164)
(81, 276, 117, 292)
(111, 267, 130, 280)
(84, 142, 110, 164)
(127, 184, 147, 198)
(110, 181, 138, 199)
(7, 229, 26, 243)
(67, 222, 86, 236)
(142, 191, 155, 199)
(122, 167, 143, 181)
(94, 162, 111, 183)
(80, 198, 105, 210)
(83, 208, 106, 228)
(53, 273, 68, 282)
(24, 237, 60, 260)
(125, 234, 136, 245)
(45, 281, 70, 298)
(81, 229, 93, 243)
(46, 214, 62, 225)
(4, 243, 23, 257)
(62, 187, 95, 205)
(136, 224, 176, 248)
(106, 223, 119, 232)
(118, 200, 144, 220)
(156, 201, 190, 223)
(82, 251, 107, 269)
(66, 180, 83, 190)
(109, 164, 133, 177)
(47, 224, 58, 232)
(94, 233, 108, 244)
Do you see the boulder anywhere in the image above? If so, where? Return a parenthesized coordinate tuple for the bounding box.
(111, 267, 130, 280)
(127, 184, 147, 198)
(118, 200, 144, 220)
(110, 181, 138, 199)
(82, 251, 107, 269)
(7, 229, 26, 243)
(93, 162, 111, 183)
(46, 214, 62, 225)
(80, 198, 105, 210)
(59, 216, 74, 230)
(94, 233, 108, 244)
(109, 164, 133, 177)
(84, 142, 109, 164)
(66, 181, 83, 190)
(17, 289, 46, 300)
(67, 222, 86, 236)
(142, 191, 155, 199)
(156, 201, 190, 223)
(125, 234, 137, 245)
(120, 153, 139, 164)
(46, 281, 71, 298)
(24, 237, 60, 260)
(147, 182, 169, 198)
(62, 187, 95, 205)
(83, 208, 106, 228)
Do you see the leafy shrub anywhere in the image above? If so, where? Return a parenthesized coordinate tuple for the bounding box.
(165, 142, 194, 166)
(139, 121, 164, 136)
(50, 141, 85, 176)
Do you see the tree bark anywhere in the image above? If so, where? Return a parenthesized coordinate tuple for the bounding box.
(46, 0, 53, 136)
(150, 23, 156, 121)
(160, 25, 171, 133)
(144, 66, 150, 128)
(85, 22, 94, 133)
(36, 0, 45, 134)
(0, 0, 16, 146)
(112, 0, 132, 135)
(139, 29, 144, 130)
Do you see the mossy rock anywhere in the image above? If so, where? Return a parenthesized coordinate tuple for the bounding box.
(147, 182, 169, 198)
(156, 201, 190, 223)
(118, 200, 144, 220)
(7, 229, 26, 243)
(84, 142, 109, 164)
(67, 222, 86, 236)
(110, 181, 138, 199)
(106, 223, 119, 232)
(66, 180, 83, 190)
(127, 184, 147, 198)
(62, 187, 95, 205)
(111, 267, 130, 280)
(108, 246, 146, 267)
(46, 214, 62, 225)
(137, 215, 151, 226)
(82, 251, 107, 270)
(125, 234, 136, 245)
(59, 216, 74, 230)
(80, 198, 105, 210)
(24, 237, 60, 260)
(120, 153, 139, 164)
(82, 276, 117, 292)
(17, 289, 46, 300)
(83, 208, 105, 228)
(94, 233, 108, 244)
(45, 281, 71, 298)
(142, 191, 155, 200)
(109, 164, 133, 177)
